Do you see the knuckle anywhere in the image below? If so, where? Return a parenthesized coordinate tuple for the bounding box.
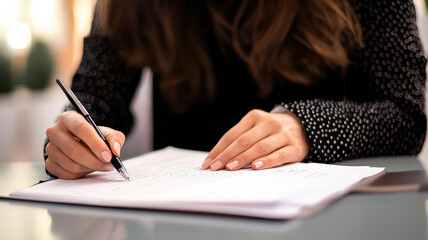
(68, 163, 84, 174)
(263, 156, 274, 168)
(247, 109, 263, 119)
(57, 112, 67, 122)
(266, 115, 282, 128)
(45, 158, 54, 171)
(46, 159, 62, 178)
(255, 141, 269, 155)
(280, 124, 290, 134)
(72, 118, 87, 135)
(66, 144, 81, 160)
(236, 135, 251, 148)
(271, 118, 282, 128)
(218, 152, 232, 163)
(222, 131, 235, 143)
(45, 143, 53, 155)
(277, 149, 289, 162)
(45, 126, 58, 140)
(58, 111, 75, 123)
(45, 126, 53, 138)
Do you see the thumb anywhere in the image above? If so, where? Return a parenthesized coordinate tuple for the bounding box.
(100, 126, 126, 157)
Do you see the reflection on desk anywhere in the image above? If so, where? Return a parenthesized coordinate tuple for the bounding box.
(0, 156, 427, 240)
(46, 204, 297, 240)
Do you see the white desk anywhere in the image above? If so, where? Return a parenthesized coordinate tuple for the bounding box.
(0, 156, 427, 240)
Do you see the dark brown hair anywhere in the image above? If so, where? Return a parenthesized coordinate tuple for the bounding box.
(99, 0, 363, 112)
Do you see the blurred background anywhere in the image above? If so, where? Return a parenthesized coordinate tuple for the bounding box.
(0, 0, 96, 163)
(0, 0, 427, 164)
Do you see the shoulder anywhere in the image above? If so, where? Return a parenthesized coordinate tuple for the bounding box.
(350, 0, 417, 27)
(348, 0, 421, 53)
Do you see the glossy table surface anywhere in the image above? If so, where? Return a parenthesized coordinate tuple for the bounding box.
(1, 156, 427, 240)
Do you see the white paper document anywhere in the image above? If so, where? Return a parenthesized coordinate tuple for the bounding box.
(11, 147, 384, 219)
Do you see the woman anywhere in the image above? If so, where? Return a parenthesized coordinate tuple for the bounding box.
(44, 0, 426, 179)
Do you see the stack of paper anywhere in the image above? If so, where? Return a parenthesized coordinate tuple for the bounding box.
(10, 147, 384, 219)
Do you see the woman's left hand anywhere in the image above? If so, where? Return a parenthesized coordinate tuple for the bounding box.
(202, 109, 310, 171)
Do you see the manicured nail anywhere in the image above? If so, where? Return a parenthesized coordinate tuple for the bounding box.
(211, 161, 222, 171)
(114, 142, 121, 156)
(226, 161, 239, 170)
(103, 164, 115, 171)
(254, 161, 263, 169)
(202, 158, 212, 169)
(101, 151, 112, 162)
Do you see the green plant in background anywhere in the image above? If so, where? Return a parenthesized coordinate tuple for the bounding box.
(26, 40, 54, 90)
(426, 0, 428, 13)
(0, 54, 13, 93)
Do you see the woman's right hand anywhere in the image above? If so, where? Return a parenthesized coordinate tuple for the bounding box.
(45, 111, 125, 179)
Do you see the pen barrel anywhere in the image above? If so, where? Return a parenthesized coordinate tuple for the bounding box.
(111, 156, 124, 169)
(84, 116, 108, 142)
(84, 115, 122, 169)
(57, 79, 129, 180)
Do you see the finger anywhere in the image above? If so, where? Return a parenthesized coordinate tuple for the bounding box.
(203, 110, 263, 169)
(209, 125, 273, 171)
(46, 142, 114, 173)
(59, 111, 112, 162)
(46, 142, 92, 173)
(252, 145, 302, 170)
(225, 133, 286, 171)
(46, 158, 90, 180)
(100, 127, 126, 157)
(47, 128, 113, 170)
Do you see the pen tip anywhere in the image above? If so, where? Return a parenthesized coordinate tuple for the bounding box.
(117, 167, 130, 182)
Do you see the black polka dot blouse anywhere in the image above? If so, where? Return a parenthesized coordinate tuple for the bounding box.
(46, 0, 427, 164)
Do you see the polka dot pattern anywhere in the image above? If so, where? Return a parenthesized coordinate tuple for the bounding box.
(284, 0, 427, 162)
(68, 36, 142, 134)
(44, 0, 427, 165)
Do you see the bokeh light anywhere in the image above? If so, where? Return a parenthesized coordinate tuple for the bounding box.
(7, 22, 32, 50)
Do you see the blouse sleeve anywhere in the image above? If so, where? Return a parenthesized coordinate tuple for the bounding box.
(282, 0, 427, 162)
(67, 13, 142, 135)
(43, 12, 142, 176)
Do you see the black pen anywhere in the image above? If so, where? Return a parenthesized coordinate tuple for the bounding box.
(56, 79, 130, 181)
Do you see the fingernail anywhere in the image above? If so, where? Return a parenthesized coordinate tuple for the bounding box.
(101, 151, 112, 162)
(254, 161, 263, 169)
(226, 161, 239, 170)
(211, 161, 222, 171)
(103, 164, 115, 171)
(114, 142, 121, 156)
(202, 158, 212, 169)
